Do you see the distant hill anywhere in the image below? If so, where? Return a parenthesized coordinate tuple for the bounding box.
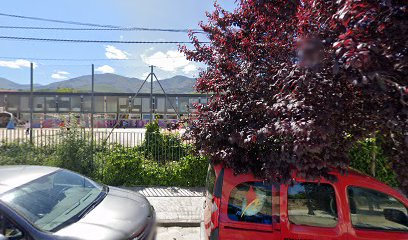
(0, 77, 33, 90)
(0, 74, 197, 93)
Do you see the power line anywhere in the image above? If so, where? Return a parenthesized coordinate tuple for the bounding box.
(0, 25, 204, 33)
(0, 12, 203, 32)
(0, 12, 121, 28)
(0, 56, 187, 61)
(35, 64, 150, 68)
(0, 36, 209, 44)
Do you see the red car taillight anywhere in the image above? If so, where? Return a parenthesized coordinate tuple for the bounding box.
(210, 197, 221, 231)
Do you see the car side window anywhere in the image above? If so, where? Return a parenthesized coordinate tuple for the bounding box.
(0, 213, 28, 240)
(347, 186, 408, 232)
(228, 182, 274, 225)
(288, 182, 338, 228)
(205, 165, 216, 199)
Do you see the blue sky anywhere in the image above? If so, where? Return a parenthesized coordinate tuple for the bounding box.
(0, 0, 237, 85)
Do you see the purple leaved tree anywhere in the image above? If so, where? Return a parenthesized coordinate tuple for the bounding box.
(181, 0, 408, 193)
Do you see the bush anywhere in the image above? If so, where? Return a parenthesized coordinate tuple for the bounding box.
(349, 138, 398, 187)
(1, 121, 397, 189)
(99, 146, 146, 186)
(100, 145, 208, 187)
(0, 134, 398, 188)
(170, 154, 208, 187)
(44, 120, 96, 178)
(142, 119, 190, 162)
(0, 142, 51, 166)
(0, 120, 207, 187)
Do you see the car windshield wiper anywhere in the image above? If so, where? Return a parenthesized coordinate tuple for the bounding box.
(50, 189, 107, 232)
(76, 188, 107, 219)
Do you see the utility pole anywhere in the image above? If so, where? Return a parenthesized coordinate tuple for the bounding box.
(150, 65, 154, 122)
(102, 65, 180, 145)
(29, 63, 34, 144)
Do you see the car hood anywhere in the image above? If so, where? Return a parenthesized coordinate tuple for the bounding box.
(54, 186, 152, 240)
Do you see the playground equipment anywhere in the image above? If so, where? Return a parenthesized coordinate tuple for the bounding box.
(0, 111, 19, 129)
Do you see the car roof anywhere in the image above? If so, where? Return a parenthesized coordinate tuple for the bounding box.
(215, 164, 370, 179)
(0, 165, 60, 195)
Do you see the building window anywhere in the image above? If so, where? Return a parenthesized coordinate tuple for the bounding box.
(106, 96, 117, 113)
(82, 96, 92, 112)
(58, 97, 70, 111)
(178, 97, 189, 113)
(94, 96, 104, 112)
(71, 96, 81, 112)
(119, 97, 128, 111)
(33, 97, 44, 111)
(131, 98, 141, 113)
(0, 94, 5, 107)
(156, 97, 165, 112)
(20, 97, 30, 111)
(348, 186, 408, 232)
(142, 98, 150, 113)
(45, 97, 57, 111)
(6, 95, 19, 111)
(228, 182, 273, 225)
(166, 97, 178, 113)
(288, 182, 338, 227)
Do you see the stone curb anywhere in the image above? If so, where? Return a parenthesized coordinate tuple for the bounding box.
(120, 186, 205, 227)
(157, 221, 201, 227)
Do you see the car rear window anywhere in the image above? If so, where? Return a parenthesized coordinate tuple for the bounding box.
(205, 165, 216, 198)
(228, 182, 273, 225)
(288, 182, 338, 228)
(348, 186, 408, 232)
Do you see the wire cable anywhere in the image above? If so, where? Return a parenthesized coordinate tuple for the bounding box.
(0, 25, 204, 33)
(0, 56, 187, 61)
(0, 36, 209, 44)
(0, 12, 130, 28)
(0, 12, 203, 32)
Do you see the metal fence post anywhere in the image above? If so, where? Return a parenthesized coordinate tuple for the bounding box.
(29, 63, 34, 145)
(150, 65, 154, 122)
(91, 64, 95, 169)
(91, 64, 95, 140)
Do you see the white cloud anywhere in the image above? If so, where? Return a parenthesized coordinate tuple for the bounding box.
(141, 72, 150, 79)
(104, 45, 130, 59)
(140, 50, 198, 74)
(0, 59, 37, 69)
(182, 64, 198, 74)
(96, 65, 115, 74)
(51, 71, 70, 80)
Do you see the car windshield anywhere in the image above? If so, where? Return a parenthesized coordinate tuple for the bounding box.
(0, 170, 106, 232)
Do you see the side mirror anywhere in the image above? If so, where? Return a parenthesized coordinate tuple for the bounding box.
(384, 208, 408, 226)
(0, 234, 8, 240)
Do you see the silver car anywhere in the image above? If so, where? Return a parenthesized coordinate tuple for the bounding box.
(0, 166, 156, 240)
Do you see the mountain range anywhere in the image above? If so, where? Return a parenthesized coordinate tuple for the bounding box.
(0, 74, 197, 94)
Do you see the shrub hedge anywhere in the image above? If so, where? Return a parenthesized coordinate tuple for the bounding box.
(100, 145, 207, 187)
(0, 120, 208, 187)
(0, 122, 397, 188)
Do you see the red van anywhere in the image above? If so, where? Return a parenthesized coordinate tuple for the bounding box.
(202, 165, 408, 240)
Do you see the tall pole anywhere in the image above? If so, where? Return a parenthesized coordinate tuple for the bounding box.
(29, 63, 34, 144)
(150, 65, 154, 122)
(91, 64, 95, 142)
